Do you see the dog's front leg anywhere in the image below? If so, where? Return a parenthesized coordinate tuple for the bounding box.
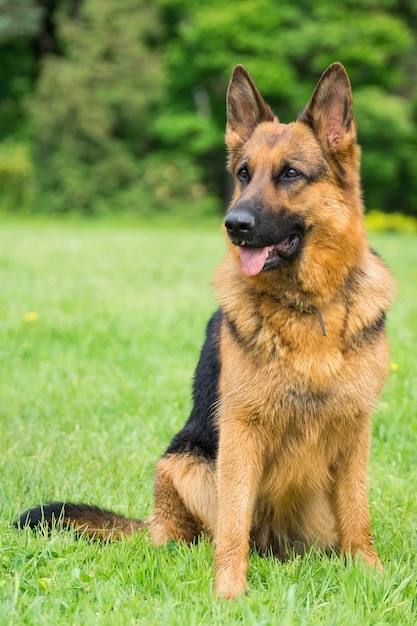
(214, 418, 264, 599)
(331, 422, 381, 569)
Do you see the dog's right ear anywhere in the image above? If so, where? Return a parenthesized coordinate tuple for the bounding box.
(226, 65, 275, 151)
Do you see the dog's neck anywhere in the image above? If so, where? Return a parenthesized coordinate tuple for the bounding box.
(287, 301, 327, 336)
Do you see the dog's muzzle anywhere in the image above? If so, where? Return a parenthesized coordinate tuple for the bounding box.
(225, 205, 303, 276)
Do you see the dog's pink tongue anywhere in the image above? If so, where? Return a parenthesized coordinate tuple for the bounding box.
(239, 246, 269, 276)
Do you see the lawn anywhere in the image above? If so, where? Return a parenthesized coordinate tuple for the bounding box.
(0, 217, 416, 625)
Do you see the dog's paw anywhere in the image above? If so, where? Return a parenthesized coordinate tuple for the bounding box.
(359, 550, 384, 573)
(215, 570, 248, 600)
(346, 547, 384, 573)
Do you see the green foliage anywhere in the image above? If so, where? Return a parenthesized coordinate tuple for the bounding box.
(0, 0, 42, 137)
(0, 141, 34, 210)
(0, 219, 416, 623)
(0, 0, 42, 42)
(365, 209, 417, 234)
(355, 89, 416, 213)
(125, 152, 220, 219)
(29, 0, 165, 215)
(1, 0, 417, 215)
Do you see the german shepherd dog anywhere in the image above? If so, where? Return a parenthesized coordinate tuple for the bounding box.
(17, 63, 395, 599)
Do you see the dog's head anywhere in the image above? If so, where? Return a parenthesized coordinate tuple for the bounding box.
(224, 63, 363, 288)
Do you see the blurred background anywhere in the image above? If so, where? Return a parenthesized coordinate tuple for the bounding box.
(0, 0, 416, 222)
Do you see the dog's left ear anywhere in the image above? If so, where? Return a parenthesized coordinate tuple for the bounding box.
(299, 63, 356, 151)
(226, 65, 275, 151)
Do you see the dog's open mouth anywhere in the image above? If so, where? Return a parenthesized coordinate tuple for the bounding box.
(239, 234, 301, 276)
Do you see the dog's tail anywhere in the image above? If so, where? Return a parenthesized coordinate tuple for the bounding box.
(14, 502, 149, 541)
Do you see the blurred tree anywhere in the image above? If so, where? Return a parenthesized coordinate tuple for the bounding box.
(29, 0, 164, 213)
(3, 0, 417, 215)
(0, 0, 42, 137)
(0, 0, 81, 138)
(0, 0, 42, 41)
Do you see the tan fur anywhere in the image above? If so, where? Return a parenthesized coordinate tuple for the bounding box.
(149, 455, 217, 544)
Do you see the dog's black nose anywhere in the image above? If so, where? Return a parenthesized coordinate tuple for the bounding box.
(225, 207, 256, 239)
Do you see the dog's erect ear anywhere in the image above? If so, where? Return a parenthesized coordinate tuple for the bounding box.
(299, 63, 356, 152)
(226, 65, 275, 150)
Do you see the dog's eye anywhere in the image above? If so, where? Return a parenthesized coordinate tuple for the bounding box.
(237, 167, 249, 182)
(284, 167, 300, 179)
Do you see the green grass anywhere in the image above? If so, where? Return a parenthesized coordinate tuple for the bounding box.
(0, 217, 416, 625)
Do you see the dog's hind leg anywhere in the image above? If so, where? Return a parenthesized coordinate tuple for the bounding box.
(149, 453, 217, 545)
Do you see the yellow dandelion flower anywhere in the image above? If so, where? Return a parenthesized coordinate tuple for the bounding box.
(23, 312, 40, 323)
(389, 363, 399, 371)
